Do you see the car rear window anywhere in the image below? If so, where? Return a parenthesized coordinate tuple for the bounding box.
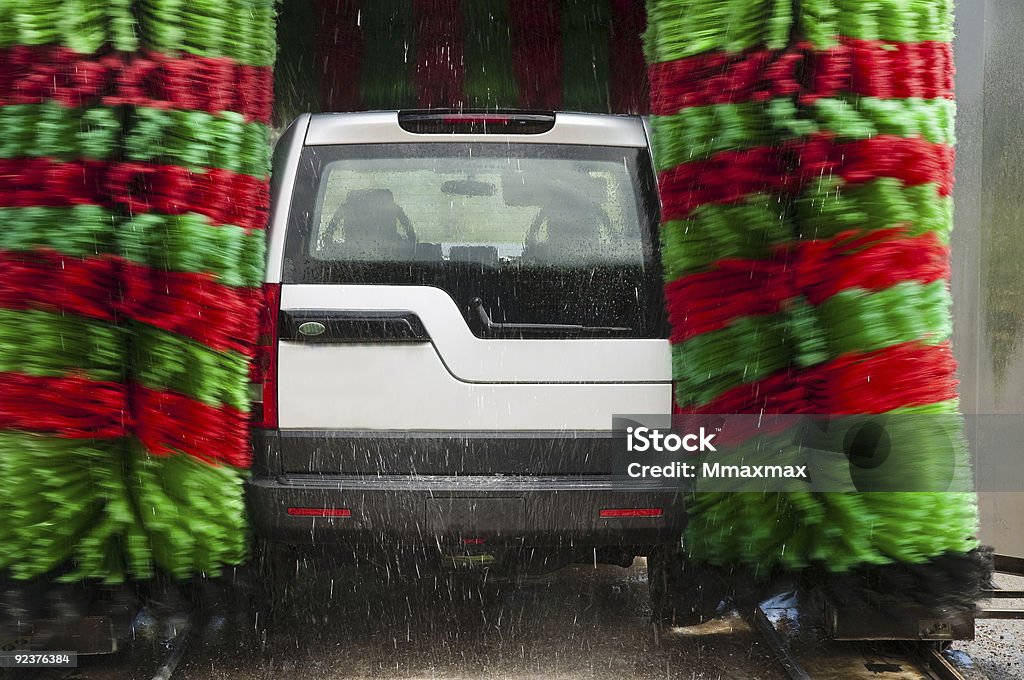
(283, 142, 667, 339)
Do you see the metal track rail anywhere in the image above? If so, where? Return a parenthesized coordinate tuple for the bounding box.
(919, 645, 974, 680)
(4, 617, 195, 680)
(748, 603, 976, 680)
(150, 620, 194, 680)
(748, 605, 812, 680)
(977, 553, 1024, 620)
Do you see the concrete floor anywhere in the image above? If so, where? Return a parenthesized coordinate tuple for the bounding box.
(952, 573, 1024, 680)
(7, 560, 1020, 679)
(175, 559, 786, 680)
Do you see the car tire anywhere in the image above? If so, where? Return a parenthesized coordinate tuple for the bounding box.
(647, 547, 732, 626)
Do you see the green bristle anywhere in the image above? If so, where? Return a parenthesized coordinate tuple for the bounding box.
(671, 314, 800, 408)
(137, 0, 186, 55)
(59, 0, 107, 54)
(125, 108, 270, 176)
(0, 309, 125, 382)
(0, 435, 130, 582)
(660, 199, 793, 279)
(1, 0, 270, 588)
(107, 0, 139, 52)
(10, 0, 62, 47)
(118, 213, 265, 288)
(795, 178, 954, 242)
(644, 0, 792, 62)
(651, 105, 776, 169)
(360, 0, 416, 110)
(816, 281, 953, 356)
(0, 206, 118, 256)
(648, 0, 980, 609)
(273, 0, 320, 120)
(686, 488, 977, 572)
(133, 326, 252, 411)
(798, 0, 954, 46)
(131, 447, 249, 579)
(179, 0, 229, 60)
(562, 0, 611, 112)
(0, 104, 119, 161)
(809, 97, 956, 145)
(463, 0, 518, 108)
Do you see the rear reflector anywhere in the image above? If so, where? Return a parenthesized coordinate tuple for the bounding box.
(398, 110, 555, 135)
(599, 508, 664, 518)
(287, 507, 351, 518)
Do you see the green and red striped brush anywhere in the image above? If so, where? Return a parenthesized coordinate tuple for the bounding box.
(0, 0, 275, 587)
(646, 0, 987, 611)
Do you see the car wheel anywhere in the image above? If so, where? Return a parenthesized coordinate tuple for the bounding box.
(647, 547, 731, 626)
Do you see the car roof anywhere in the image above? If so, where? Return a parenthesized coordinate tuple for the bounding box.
(304, 111, 649, 148)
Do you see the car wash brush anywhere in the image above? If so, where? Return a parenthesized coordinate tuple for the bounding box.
(0, 0, 275, 589)
(646, 0, 988, 615)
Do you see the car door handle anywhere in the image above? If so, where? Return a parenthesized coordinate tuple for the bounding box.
(279, 310, 430, 343)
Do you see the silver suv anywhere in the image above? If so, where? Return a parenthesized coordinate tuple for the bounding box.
(248, 110, 679, 586)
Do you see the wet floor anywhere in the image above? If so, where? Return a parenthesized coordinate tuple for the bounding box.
(7, 559, 1020, 679)
(176, 558, 785, 680)
(953, 573, 1024, 680)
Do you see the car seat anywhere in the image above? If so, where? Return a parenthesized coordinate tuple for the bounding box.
(336, 188, 415, 259)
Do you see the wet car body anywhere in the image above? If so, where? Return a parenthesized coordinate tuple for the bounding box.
(248, 110, 679, 573)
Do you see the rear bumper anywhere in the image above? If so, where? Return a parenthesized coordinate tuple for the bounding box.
(246, 473, 685, 547)
(248, 429, 685, 548)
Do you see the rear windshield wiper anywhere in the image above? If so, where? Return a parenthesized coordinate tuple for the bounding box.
(470, 298, 632, 336)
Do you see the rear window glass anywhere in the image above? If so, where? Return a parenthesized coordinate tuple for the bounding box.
(310, 148, 646, 266)
(283, 142, 666, 339)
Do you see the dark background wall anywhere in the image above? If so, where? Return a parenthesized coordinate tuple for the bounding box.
(273, 0, 648, 126)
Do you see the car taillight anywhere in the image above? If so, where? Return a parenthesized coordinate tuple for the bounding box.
(287, 507, 351, 518)
(251, 282, 280, 428)
(599, 508, 664, 518)
(398, 109, 555, 134)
